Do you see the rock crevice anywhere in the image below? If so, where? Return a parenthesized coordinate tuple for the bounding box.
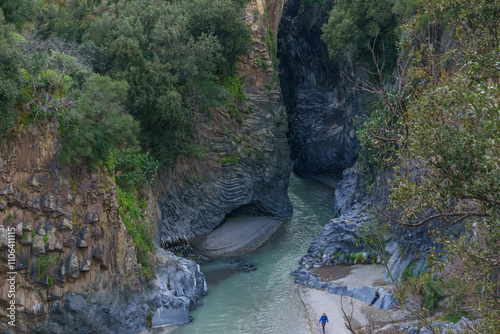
(278, 0, 361, 179)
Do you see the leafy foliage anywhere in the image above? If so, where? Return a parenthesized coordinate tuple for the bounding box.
(58, 74, 139, 166)
(0, 12, 22, 135)
(117, 185, 155, 279)
(399, 271, 444, 313)
(104, 0, 249, 165)
(183, 0, 251, 75)
(321, 0, 400, 72)
(356, 94, 404, 173)
(114, 148, 159, 192)
(353, 0, 499, 328)
(2, 0, 251, 166)
(0, 0, 40, 29)
(0, 0, 252, 278)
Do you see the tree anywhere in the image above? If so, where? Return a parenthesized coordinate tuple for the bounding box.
(0, 11, 22, 135)
(321, 0, 399, 73)
(106, 0, 248, 165)
(58, 74, 139, 165)
(184, 0, 251, 75)
(0, 0, 40, 29)
(360, 0, 500, 329)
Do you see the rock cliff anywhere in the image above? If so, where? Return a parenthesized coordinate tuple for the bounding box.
(294, 164, 466, 290)
(278, 0, 362, 179)
(156, 0, 293, 247)
(277, 1, 466, 301)
(0, 122, 206, 333)
(1, 1, 293, 332)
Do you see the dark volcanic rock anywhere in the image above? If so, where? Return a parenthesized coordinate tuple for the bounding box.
(295, 164, 467, 285)
(0, 119, 208, 334)
(27, 249, 206, 334)
(278, 0, 362, 178)
(156, 0, 293, 246)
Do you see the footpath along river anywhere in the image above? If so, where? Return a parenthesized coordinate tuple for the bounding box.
(156, 172, 336, 334)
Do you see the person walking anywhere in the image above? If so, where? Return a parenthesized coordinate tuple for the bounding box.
(319, 313, 328, 333)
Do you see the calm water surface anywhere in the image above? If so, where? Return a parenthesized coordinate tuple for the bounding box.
(159, 173, 335, 334)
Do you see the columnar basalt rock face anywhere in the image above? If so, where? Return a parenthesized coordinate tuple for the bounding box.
(0, 122, 206, 333)
(278, 0, 361, 179)
(155, 0, 293, 245)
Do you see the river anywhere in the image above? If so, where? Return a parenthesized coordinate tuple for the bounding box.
(157, 172, 336, 334)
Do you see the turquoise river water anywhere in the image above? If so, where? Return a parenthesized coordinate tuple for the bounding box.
(158, 173, 336, 334)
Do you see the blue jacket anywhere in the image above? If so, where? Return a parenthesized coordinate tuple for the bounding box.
(319, 315, 328, 323)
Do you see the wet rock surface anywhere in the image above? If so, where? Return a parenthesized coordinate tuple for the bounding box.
(228, 258, 257, 272)
(294, 164, 466, 313)
(278, 0, 362, 178)
(400, 317, 479, 334)
(301, 164, 465, 278)
(150, 249, 207, 327)
(191, 216, 284, 258)
(293, 267, 396, 310)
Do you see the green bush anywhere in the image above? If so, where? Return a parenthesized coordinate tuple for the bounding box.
(114, 148, 159, 191)
(4, 0, 253, 167)
(58, 74, 140, 166)
(220, 74, 246, 102)
(420, 276, 444, 312)
(321, 0, 399, 72)
(37, 253, 61, 280)
(0, 11, 22, 135)
(184, 0, 251, 75)
(117, 185, 155, 279)
(0, 0, 40, 28)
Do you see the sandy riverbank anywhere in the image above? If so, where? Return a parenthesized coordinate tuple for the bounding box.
(299, 265, 412, 333)
(190, 216, 284, 258)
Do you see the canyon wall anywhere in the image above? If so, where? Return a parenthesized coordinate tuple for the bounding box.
(0, 121, 206, 333)
(155, 0, 294, 246)
(0, 1, 293, 332)
(278, 0, 362, 179)
(279, 1, 466, 296)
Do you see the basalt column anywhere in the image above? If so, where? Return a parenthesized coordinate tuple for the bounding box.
(155, 0, 293, 246)
(278, 0, 361, 180)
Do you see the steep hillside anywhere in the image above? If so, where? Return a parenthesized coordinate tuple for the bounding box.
(156, 0, 293, 246)
(0, 1, 292, 332)
(0, 121, 206, 333)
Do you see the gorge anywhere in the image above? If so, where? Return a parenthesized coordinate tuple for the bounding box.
(1, 0, 497, 333)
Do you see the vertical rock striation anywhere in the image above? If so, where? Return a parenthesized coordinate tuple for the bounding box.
(278, 0, 361, 179)
(155, 0, 293, 246)
(0, 122, 206, 333)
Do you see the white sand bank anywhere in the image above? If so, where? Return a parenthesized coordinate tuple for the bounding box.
(191, 216, 284, 258)
(299, 265, 410, 333)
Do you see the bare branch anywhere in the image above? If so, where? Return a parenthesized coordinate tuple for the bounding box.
(368, 129, 399, 142)
(340, 295, 358, 334)
(374, 209, 490, 227)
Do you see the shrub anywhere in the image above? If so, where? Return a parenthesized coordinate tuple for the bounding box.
(114, 148, 159, 191)
(58, 74, 139, 166)
(117, 186, 155, 279)
(0, 12, 22, 135)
